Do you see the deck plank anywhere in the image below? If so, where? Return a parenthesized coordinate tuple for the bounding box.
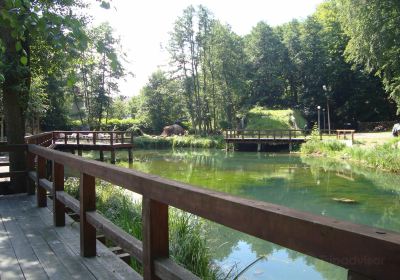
(0, 214, 24, 280)
(33, 197, 142, 280)
(0, 196, 48, 280)
(2, 196, 71, 280)
(0, 195, 141, 280)
(8, 197, 94, 280)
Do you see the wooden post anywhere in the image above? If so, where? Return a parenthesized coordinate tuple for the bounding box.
(257, 143, 261, 152)
(130, 132, 134, 144)
(64, 133, 68, 144)
(93, 132, 97, 145)
(128, 148, 133, 163)
(78, 149, 82, 156)
(52, 132, 55, 144)
(77, 132, 80, 145)
(111, 149, 116, 164)
(37, 156, 47, 207)
(110, 132, 114, 146)
(121, 132, 125, 144)
(26, 152, 36, 195)
(53, 161, 65, 227)
(99, 150, 104, 162)
(80, 173, 96, 257)
(142, 198, 169, 279)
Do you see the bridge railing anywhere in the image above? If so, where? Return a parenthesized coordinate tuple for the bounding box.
(51, 131, 135, 146)
(1, 130, 399, 279)
(18, 140, 400, 279)
(224, 129, 307, 140)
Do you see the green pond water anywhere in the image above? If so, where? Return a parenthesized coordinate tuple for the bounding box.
(84, 149, 400, 280)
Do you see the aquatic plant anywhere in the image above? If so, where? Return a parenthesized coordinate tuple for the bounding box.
(64, 178, 222, 279)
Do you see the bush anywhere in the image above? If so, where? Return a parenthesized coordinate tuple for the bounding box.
(132, 135, 224, 149)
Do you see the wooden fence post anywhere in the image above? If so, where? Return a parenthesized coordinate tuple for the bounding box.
(77, 132, 80, 145)
(93, 132, 97, 145)
(26, 152, 36, 195)
(53, 161, 65, 227)
(36, 156, 47, 207)
(142, 198, 169, 279)
(80, 173, 96, 257)
(110, 132, 114, 146)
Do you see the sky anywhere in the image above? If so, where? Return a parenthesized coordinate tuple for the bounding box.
(89, 0, 324, 97)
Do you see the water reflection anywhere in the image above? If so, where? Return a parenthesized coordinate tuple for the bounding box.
(83, 149, 400, 279)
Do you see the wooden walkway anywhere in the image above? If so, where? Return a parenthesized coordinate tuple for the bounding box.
(0, 194, 140, 280)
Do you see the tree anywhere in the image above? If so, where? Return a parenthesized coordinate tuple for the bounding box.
(0, 0, 88, 192)
(244, 22, 288, 107)
(140, 70, 185, 133)
(337, 0, 400, 111)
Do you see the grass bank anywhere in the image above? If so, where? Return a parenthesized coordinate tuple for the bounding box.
(133, 135, 224, 149)
(64, 179, 224, 279)
(300, 137, 400, 172)
(246, 106, 307, 130)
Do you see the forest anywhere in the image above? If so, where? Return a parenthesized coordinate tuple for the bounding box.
(1, 0, 400, 139)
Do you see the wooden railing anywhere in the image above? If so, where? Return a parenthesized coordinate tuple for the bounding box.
(336, 129, 355, 142)
(224, 129, 307, 140)
(51, 131, 135, 146)
(1, 134, 400, 279)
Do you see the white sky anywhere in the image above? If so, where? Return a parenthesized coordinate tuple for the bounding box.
(89, 0, 323, 96)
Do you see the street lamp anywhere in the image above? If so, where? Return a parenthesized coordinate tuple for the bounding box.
(322, 85, 331, 134)
(323, 108, 326, 131)
(317, 105, 321, 132)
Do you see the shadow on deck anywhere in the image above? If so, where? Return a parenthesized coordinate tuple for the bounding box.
(0, 194, 140, 279)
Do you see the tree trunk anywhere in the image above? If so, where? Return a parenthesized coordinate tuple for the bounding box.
(1, 19, 29, 193)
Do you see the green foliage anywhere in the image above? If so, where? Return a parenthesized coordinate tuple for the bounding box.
(139, 70, 185, 133)
(337, 0, 400, 112)
(100, 118, 145, 131)
(64, 178, 221, 278)
(300, 139, 346, 155)
(132, 135, 224, 149)
(246, 106, 306, 130)
(301, 137, 400, 172)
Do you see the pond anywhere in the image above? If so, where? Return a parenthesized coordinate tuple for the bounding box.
(85, 149, 400, 279)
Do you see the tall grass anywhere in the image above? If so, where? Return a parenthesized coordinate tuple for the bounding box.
(64, 179, 222, 279)
(133, 135, 224, 149)
(301, 137, 400, 172)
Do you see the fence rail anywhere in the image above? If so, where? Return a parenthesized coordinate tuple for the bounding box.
(224, 129, 307, 140)
(1, 134, 400, 279)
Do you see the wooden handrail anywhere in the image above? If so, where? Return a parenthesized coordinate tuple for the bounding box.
(26, 143, 400, 280)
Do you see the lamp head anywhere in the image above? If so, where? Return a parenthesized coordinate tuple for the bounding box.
(317, 106, 321, 110)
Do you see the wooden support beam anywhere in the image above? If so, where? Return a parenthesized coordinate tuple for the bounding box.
(53, 161, 65, 227)
(111, 150, 116, 164)
(142, 198, 169, 279)
(99, 150, 104, 162)
(80, 173, 96, 257)
(128, 149, 133, 163)
(78, 149, 82, 156)
(26, 152, 36, 195)
(36, 156, 47, 207)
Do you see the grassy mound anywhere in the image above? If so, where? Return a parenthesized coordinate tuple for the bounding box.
(246, 106, 307, 130)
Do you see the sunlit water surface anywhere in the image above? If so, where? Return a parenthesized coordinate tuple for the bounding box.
(83, 149, 400, 280)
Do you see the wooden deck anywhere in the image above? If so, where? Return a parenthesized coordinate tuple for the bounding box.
(0, 194, 140, 280)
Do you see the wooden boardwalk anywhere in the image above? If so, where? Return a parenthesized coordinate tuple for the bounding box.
(0, 194, 140, 280)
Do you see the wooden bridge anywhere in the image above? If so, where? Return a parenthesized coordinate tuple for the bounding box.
(224, 129, 308, 151)
(26, 131, 135, 163)
(0, 131, 399, 279)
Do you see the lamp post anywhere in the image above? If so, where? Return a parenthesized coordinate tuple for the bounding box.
(317, 105, 321, 133)
(323, 108, 326, 132)
(322, 85, 331, 134)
